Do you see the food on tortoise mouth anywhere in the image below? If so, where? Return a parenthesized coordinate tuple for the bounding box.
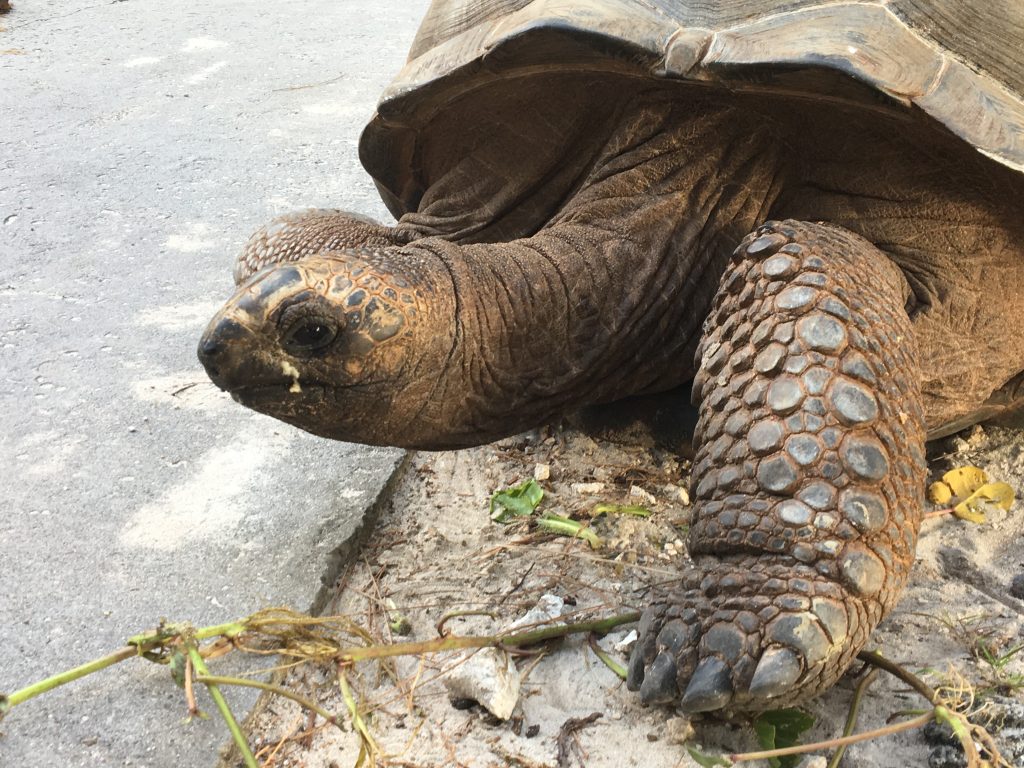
(280, 361, 301, 394)
(200, 0, 1024, 714)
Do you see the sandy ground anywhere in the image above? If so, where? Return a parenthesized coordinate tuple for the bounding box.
(226, 423, 1024, 768)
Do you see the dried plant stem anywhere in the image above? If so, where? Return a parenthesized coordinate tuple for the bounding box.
(827, 667, 879, 768)
(337, 611, 641, 663)
(338, 665, 379, 760)
(184, 655, 199, 718)
(731, 711, 934, 763)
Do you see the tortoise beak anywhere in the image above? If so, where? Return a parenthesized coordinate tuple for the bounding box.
(197, 315, 259, 391)
(198, 264, 309, 391)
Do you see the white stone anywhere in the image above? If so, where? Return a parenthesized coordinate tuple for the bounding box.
(441, 647, 521, 720)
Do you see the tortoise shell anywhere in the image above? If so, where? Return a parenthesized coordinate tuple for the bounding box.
(359, 0, 1024, 219)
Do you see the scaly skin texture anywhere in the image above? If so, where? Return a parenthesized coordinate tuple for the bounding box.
(201, 96, 782, 448)
(626, 220, 925, 711)
(199, 85, 1024, 712)
(234, 209, 410, 285)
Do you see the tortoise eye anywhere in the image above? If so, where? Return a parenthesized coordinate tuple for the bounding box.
(283, 319, 337, 354)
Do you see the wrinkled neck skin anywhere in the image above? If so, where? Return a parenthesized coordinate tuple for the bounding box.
(390, 93, 783, 449)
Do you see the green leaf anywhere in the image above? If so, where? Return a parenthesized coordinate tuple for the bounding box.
(489, 479, 544, 522)
(169, 651, 187, 689)
(592, 503, 651, 518)
(686, 747, 731, 767)
(753, 708, 816, 768)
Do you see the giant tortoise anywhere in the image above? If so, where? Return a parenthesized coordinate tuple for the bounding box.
(198, 0, 1024, 713)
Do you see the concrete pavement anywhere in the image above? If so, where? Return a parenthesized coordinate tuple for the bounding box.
(0, 1, 428, 764)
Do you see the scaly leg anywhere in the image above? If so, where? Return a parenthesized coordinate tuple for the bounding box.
(627, 220, 926, 712)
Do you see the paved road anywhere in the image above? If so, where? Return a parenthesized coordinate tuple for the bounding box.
(0, 1, 428, 765)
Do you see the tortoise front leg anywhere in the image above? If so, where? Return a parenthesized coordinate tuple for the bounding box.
(233, 209, 409, 285)
(627, 220, 926, 712)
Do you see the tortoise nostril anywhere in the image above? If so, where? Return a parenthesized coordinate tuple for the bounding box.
(200, 339, 220, 358)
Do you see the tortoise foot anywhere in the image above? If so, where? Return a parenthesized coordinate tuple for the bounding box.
(627, 220, 929, 713)
(626, 558, 867, 712)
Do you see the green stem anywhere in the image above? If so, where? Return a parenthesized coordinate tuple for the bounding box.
(2, 619, 250, 718)
(127, 620, 247, 647)
(587, 633, 627, 680)
(187, 647, 257, 768)
(195, 674, 338, 726)
(2, 646, 138, 713)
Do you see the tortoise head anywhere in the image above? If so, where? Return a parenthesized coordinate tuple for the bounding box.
(198, 251, 451, 446)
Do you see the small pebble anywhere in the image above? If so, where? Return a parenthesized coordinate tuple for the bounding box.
(533, 463, 550, 482)
(630, 485, 656, 504)
(613, 630, 638, 651)
(571, 482, 605, 495)
(664, 716, 695, 745)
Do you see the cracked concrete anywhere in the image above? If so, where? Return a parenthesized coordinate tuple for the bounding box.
(0, 1, 427, 765)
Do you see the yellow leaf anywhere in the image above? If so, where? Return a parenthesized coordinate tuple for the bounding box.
(927, 481, 952, 505)
(938, 466, 989, 498)
(952, 482, 1015, 524)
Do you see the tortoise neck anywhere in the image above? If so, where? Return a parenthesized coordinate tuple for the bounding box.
(403, 96, 785, 447)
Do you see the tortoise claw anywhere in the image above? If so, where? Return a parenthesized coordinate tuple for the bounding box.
(748, 647, 803, 699)
(680, 656, 733, 712)
(639, 651, 679, 704)
(626, 642, 648, 691)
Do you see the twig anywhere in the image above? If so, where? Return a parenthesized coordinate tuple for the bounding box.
(556, 712, 602, 768)
(271, 73, 346, 92)
(856, 650, 938, 702)
(436, 610, 498, 637)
